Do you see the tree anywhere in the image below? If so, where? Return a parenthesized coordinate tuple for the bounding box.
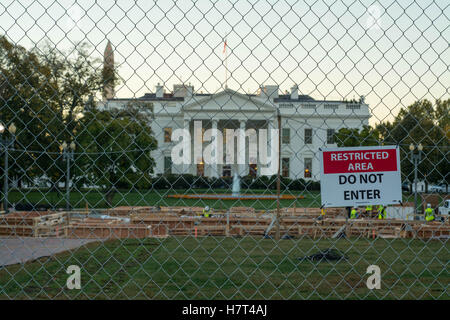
(77, 101, 157, 207)
(0, 35, 56, 189)
(35, 42, 108, 190)
(377, 99, 449, 184)
(334, 125, 381, 147)
(1, 35, 125, 198)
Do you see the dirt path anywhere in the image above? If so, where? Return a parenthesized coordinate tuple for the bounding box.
(0, 238, 101, 267)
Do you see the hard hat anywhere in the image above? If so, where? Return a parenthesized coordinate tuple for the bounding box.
(427, 203, 431, 208)
(205, 206, 210, 211)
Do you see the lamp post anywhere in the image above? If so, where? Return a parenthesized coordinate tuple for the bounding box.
(62, 141, 76, 211)
(0, 123, 17, 214)
(409, 143, 423, 215)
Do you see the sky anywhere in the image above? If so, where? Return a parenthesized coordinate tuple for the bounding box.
(0, 0, 449, 125)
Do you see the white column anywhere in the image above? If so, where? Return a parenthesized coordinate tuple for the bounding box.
(183, 118, 190, 174)
(268, 118, 274, 160)
(262, 116, 278, 177)
(239, 120, 246, 176)
(211, 119, 219, 178)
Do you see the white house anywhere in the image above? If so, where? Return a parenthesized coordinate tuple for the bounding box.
(100, 83, 370, 180)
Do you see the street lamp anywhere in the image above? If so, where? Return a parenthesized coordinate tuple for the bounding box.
(62, 141, 76, 211)
(409, 143, 423, 215)
(1, 123, 17, 214)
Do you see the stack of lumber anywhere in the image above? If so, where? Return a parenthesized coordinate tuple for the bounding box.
(411, 222, 450, 239)
(130, 215, 269, 236)
(128, 214, 450, 239)
(5, 207, 444, 240)
(0, 211, 40, 236)
(33, 212, 68, 237)
(0, 211, 66, 237)
(290, 218, 345, 238)
(345, 219, 403, 238)
(229, 207, 256, 216)
(168, 206, 204, 215)
(66, 216, 168, 239)
(106, 206, 159, 216)
(276, 207, 345, 218)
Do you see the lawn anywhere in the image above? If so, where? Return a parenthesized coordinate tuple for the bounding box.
(7, 188, 322, 210)
(7, 189, 420, 211)
(0, 237, 448, 299)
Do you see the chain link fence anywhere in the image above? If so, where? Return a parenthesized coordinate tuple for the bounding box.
(0, 0, 448, 300)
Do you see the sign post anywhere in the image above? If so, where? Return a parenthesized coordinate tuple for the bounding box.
(320, 146, 402, 208)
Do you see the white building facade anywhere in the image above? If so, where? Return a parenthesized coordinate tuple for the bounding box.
(101, 84, 370, 181)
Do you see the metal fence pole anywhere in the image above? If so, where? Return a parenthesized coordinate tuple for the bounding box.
(3, 147, 8, 214)
(275, 109, 281, 240)
(413, 157, 418, 215)
(65, 149, 70, 211)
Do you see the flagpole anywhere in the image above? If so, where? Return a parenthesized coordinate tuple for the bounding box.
(224, 38, 228, 89)
(225, 49, 228, 88)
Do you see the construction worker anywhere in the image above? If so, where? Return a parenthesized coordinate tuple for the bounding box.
(346, 206, 352, 219)
(365, 204, 373, 214)
(377, 205, 386, 220)
(203, 206, 211, 218)
(350, 207, 358, 219)
(425, 203, 435, 222)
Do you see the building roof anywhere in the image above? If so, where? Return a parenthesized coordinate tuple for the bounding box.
(107, 92, 359, 105)
(138, 93, 184, 101)
(274, 94, 315, 102)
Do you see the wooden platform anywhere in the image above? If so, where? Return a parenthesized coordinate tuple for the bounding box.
(1, 206, 448, 239)
(0, 211, 67, 237)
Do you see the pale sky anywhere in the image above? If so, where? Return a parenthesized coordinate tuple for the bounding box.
(1, 0, 449, 125)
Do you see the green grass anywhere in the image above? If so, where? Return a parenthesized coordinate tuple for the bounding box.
(1, 237, 448, 299)
(7, 189, 420, 210)
(7, 189, 322, 210)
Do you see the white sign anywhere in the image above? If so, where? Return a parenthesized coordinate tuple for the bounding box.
(320, 145, 402, 207)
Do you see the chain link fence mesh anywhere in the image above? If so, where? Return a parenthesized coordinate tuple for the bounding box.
(0, 0, 448, 300)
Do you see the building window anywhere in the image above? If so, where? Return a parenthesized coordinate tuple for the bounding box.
(197, 162, 204, 176)
(282, 128, 290, 144)
(164, 156, 172, 174)
(282, 158, 290, 177)
(346, 104, 361, 109)
(223, 165, 231, 177)
(304, 158, 312, 178)
(327, 129, 335, 144)
(304, 128, 312, 144)
(164, 127, 172, 142)
(249, 164, 257, 178)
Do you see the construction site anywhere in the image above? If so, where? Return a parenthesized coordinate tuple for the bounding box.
(0, 0, 448, 304)
(1, 201, 449, 241)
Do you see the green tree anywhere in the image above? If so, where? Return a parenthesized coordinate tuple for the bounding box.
(77, 101, 157, 207)
(378, 99, 449, 184)
(35, 42, 108, 190)
(0, 35, 56, 189)
(1, 35, 125, 200)
(334, 125, 381, 147)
